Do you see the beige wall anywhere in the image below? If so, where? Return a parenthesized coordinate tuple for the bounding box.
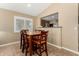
(35, 3, 78, 51)
(0, 8, 34, 45)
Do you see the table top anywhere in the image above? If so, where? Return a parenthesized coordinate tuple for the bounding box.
(25, 31, 41, 35)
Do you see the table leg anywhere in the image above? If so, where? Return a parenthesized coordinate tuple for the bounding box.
(29, 35, 32, 56)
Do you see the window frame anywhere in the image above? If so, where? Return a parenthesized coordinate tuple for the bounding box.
(14, 16, 33, 32)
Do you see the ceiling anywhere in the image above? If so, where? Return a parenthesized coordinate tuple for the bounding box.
(0, 3, 51, 16)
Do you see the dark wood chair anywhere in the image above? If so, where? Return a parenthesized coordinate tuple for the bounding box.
(23, 33, 29, 55)
(20, 30, 28, 53)
(32, 30, 48, 56)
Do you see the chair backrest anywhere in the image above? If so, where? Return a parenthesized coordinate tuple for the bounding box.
(41, 31, 48, 41)
(35, 30, 42, 33)
(33, 30, 48, 44)
(20, 30, 28, 40)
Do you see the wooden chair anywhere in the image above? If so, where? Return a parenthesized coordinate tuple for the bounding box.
(20, 30, 28, 53)
(23, 33, 29, 55)
(32, 31, 48, 56)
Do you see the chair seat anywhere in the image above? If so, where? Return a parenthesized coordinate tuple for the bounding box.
(33, 40, 46, 45)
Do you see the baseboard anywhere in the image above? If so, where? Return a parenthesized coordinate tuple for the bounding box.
(47, 42, 79, 55)
(0, 41, 20, 47)
(62, 47, 79, 55)
(47, 42, 62, 49)
(0, 41, 79, 55)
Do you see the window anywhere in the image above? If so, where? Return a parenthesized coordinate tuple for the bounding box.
(14, 16, 33, 32)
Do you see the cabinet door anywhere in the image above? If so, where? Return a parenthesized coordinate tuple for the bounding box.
(47, 28, 52, 43)
(51, 28, 62, 47)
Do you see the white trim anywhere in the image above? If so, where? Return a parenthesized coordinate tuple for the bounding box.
(0, 41, 79, 55)
(0, 41, 19, 47)
(62, 47, 79, 55)
(47, 42, 79, 55)
(14, 16, 25, 32)
(47, 42, 62, 49)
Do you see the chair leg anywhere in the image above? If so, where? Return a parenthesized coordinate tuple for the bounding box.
(45, 43, 48, 56)
(32, 45, 34, 55)
(39, 45, 42, 56)
(20, 39, 22, 49)
(22, 43, 25, 53)
(35, 45, 38, 54)
(33, 44, 37, 54)
(25, 48, 27, 56)
(25, 44, 29, 56)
